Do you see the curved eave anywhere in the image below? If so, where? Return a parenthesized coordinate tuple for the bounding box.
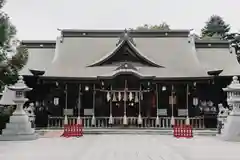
(207, 69, 223, 76)
(88, 39, 163, 68)
(97, 69, 155, 79)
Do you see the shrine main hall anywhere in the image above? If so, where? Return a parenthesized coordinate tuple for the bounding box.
(20, 29, 240, 128)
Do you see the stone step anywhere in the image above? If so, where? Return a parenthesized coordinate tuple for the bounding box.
(37, 129, 217, 137)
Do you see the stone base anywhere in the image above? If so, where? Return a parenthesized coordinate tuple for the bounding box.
(0, 133, 38, 141)
(0, 108, 38, 141)
(220, 114, 240, 141)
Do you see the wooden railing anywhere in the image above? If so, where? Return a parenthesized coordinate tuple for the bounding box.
(48, 116, 205, 129)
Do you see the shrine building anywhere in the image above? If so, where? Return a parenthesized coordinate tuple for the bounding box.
(19, 29, 240, 128)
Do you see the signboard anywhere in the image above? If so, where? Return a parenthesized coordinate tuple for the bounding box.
(84, 109, 93, 116)
(178, 109, 188, 116)
(158, 109, 167, 116)
(64, 109, 73, 116)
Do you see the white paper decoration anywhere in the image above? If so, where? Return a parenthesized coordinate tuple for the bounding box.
(118, 92, 122, 101)
(134, 92, 139, 103)
(106, 92, 111, 101)
(112, 92, 117, 102)
(129, 92, 133, 101)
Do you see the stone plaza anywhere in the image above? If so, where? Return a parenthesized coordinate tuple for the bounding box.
(1, 134, 240, 160)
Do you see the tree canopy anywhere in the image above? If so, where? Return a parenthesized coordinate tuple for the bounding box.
(201, 15, 230, 39)
(136, 22, 170, 30)
(0, 0, 28, 89)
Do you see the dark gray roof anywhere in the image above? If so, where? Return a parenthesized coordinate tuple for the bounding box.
(195, 46, 240, 76)
(20, 29, 240, 78)
(20, 40, 56, 75)
(44, 30, 208, 78)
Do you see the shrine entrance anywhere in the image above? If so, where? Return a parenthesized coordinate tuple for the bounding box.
(111, 74, 141, 117)
(96, 74, 156, 120)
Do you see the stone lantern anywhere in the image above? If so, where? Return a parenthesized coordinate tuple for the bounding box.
(0, 76, 38, 141)
(221, 76, 240, 141)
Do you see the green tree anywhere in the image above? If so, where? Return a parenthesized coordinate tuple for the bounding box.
(136, 22, 170, 30)
(0, 0, 28, 90)
(201, 15, 230, 39)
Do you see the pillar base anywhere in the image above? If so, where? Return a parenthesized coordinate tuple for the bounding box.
(170, 116, 175, 126)
(109, 114, 113, 125)
(91, 115, 95, 126)
(0, 110, 38, 141)
(123, 115, 128, 125)
(185, 116, 190, 125)
(221, 114, 240, 141)
(137, 114, 143, 125)
(64, 115, 68, 125)
(0, 133, 38, 141)
(77, 116, 82, 125)
(155, 116, 160, 126)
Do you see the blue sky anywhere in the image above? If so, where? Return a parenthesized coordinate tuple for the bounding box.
(3, 0, 240, 40)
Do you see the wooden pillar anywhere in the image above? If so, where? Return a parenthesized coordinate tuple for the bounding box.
(64, 83, 68, 124)
(155, 83, 160, 126)
(170, 84, 175, 126)
(77, 84, 82, 124)
(185, 83, 190, 125)
(109, 85, 113, 125)
(92, 84, 96, 126)
(138, 84, 142, 125)
(123, 80, 128, 125)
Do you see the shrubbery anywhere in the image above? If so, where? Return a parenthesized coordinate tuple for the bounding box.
(0, 106, 14, 134)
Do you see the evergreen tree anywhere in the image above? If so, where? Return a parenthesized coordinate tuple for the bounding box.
(201, 15, 230, 39)
(136, 22, 170, 30)
(0, 0, 28, 90)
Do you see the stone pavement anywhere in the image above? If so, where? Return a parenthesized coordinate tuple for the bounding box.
(1, 135, 240, 160)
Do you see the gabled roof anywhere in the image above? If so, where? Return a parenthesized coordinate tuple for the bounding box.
(30, 29, 210, 79)
(88, 30, 163, 67)
(98, 62, 155, 79)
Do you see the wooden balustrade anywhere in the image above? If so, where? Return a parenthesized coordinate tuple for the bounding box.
(47, 116, 205, 129)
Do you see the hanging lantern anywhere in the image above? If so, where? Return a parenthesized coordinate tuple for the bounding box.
(112, 92, 117, 102)
(134, 92, 139, 103)
(53, 97, 59, 105)
(129, 92, 133, 101)
(193, 97, 198, 106)
(106, 92, 111, 101)
(123, 92, 127, 101)
(118, 92, 122, 101)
